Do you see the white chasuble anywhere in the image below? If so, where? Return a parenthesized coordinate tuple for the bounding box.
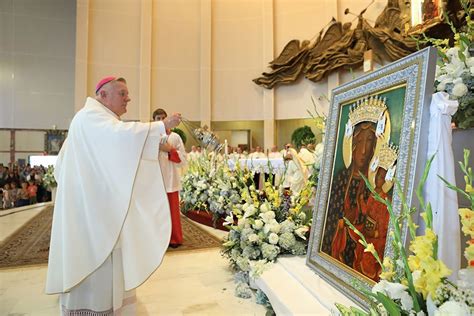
(46, 97, 171, 297)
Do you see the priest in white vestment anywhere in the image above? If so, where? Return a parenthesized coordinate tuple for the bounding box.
(45, 77, 181, 315)
(281, 148, 308, 195)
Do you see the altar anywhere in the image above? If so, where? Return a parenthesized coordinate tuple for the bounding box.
(254, 256, 356, 315)
(227, 158, 286, 175)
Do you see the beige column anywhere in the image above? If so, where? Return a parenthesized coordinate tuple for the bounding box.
(262, 0, 275, 151)
(74, 0, 89, 113)
(138, 0, 153, 122)
(200, 0, 212, 127)
(326, 0, 340, 98)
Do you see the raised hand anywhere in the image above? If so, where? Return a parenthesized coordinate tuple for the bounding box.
(163, 113, 181, 130)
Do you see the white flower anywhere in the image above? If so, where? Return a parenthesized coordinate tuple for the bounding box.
(452, 82, 468, 97)
(435, 301, 470, 316)
(260, 211, 275, 223)
(372, 280, 412, 311)
(295, 226, 309, 240)
(223, 215, 234, 226)
(248, 233, 259, 243)
(466, 56, 474, 67)
(446, 47, 460, 58)
(470, 66, 474, 76)
(253, 219, 264, 230)
(268, 233, 279, 245)
(260, 202, 270, 213)
(263, 220, 281, 234)
(243, 205, 257, 218)
(249, 259, 270, 278)
(238, 218, 249, 228)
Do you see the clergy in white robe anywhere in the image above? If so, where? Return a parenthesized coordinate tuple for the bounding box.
(46, 77, 181, 315)
(154, 108, 188, 247)
(281, 148, 308, 195)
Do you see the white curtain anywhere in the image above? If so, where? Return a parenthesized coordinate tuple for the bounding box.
(424, 92, 460, 280)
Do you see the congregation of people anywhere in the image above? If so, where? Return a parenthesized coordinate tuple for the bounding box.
(0, 163, 51, 210)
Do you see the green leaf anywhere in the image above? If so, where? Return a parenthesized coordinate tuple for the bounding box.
(375, 292, 402, 316)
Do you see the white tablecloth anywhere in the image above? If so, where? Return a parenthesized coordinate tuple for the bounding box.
(227, 158, 285, 175)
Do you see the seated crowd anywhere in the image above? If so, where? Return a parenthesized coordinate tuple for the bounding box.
(0, 163, 51, 210)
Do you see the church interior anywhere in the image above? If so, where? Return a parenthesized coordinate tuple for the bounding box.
(1, 0, 473, 315)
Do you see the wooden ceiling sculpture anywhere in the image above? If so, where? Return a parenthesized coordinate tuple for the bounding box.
(253, 0, 417, 89)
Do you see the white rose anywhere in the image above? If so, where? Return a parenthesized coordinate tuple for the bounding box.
(466, 56, 474, 67)
(243, 205, 257, 218)
(248, 233, 259, 243)
(268, 233, 279, 245)
(260, 202, 270, 213)
(453, 77, 463, 85)
(260, 211, 275, 223)
(295, 227, 309, 240)
(269, 221, 281, 234)
(452, 82, 468, 97)
(435, 301, 470, 316)
(238, 218, 248, 228)
(446, 47, 459, 58)
(253, 219, 264, 230)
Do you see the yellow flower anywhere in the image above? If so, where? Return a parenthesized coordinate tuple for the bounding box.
(409, 228, 436, 258)
(459, 208, 474, 238)
(465, 243, 474, 262)
(380, 257, 395, 281)
(465, 182, 473, 194)
(412, 257, 451, 299)
(364, 243, 376, 255)
(408, 255, 421, 271)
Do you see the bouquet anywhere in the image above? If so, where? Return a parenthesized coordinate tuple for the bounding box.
(336, 150, 474, 315)
(420, 0, 474, 128)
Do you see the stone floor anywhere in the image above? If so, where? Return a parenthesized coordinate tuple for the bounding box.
(0, 205, 266, 315)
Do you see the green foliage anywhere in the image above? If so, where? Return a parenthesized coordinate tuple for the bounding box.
(291, 125, 315, 149)
(171, 127, 187, 144)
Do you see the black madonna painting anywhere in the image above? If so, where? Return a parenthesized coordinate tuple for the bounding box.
(306, 47, 437, 308)
(320, 91, 403, 282)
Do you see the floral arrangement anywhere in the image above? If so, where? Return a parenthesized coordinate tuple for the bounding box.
(420, 0, 473, 128)
(221, 179, 313, 299)
(42, 165, 57, 188)
(307, 95, 327, 187)
(180, 155, 246, 223)
(336, 151, 474, 315)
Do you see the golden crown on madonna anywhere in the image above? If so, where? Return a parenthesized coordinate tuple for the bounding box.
(348, 96, 388, 126)
(377, 142, 398, 170)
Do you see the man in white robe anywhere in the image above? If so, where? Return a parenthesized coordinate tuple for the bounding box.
(46, 77, 181, 315)
(281, 148, 308, 195)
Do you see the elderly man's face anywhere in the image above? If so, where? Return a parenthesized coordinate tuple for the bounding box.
(107, 81, 130, 117)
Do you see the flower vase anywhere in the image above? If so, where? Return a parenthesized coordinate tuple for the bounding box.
(51, 187, 57, 203)
(426, 294, 438, 316)
(457, 267, 474, 291)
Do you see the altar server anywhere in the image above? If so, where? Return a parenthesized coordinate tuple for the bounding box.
(153, 108, 188, 248)
(46, 76, 181, 315)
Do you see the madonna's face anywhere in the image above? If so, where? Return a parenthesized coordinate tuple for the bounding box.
(352, 127, 376, 170)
